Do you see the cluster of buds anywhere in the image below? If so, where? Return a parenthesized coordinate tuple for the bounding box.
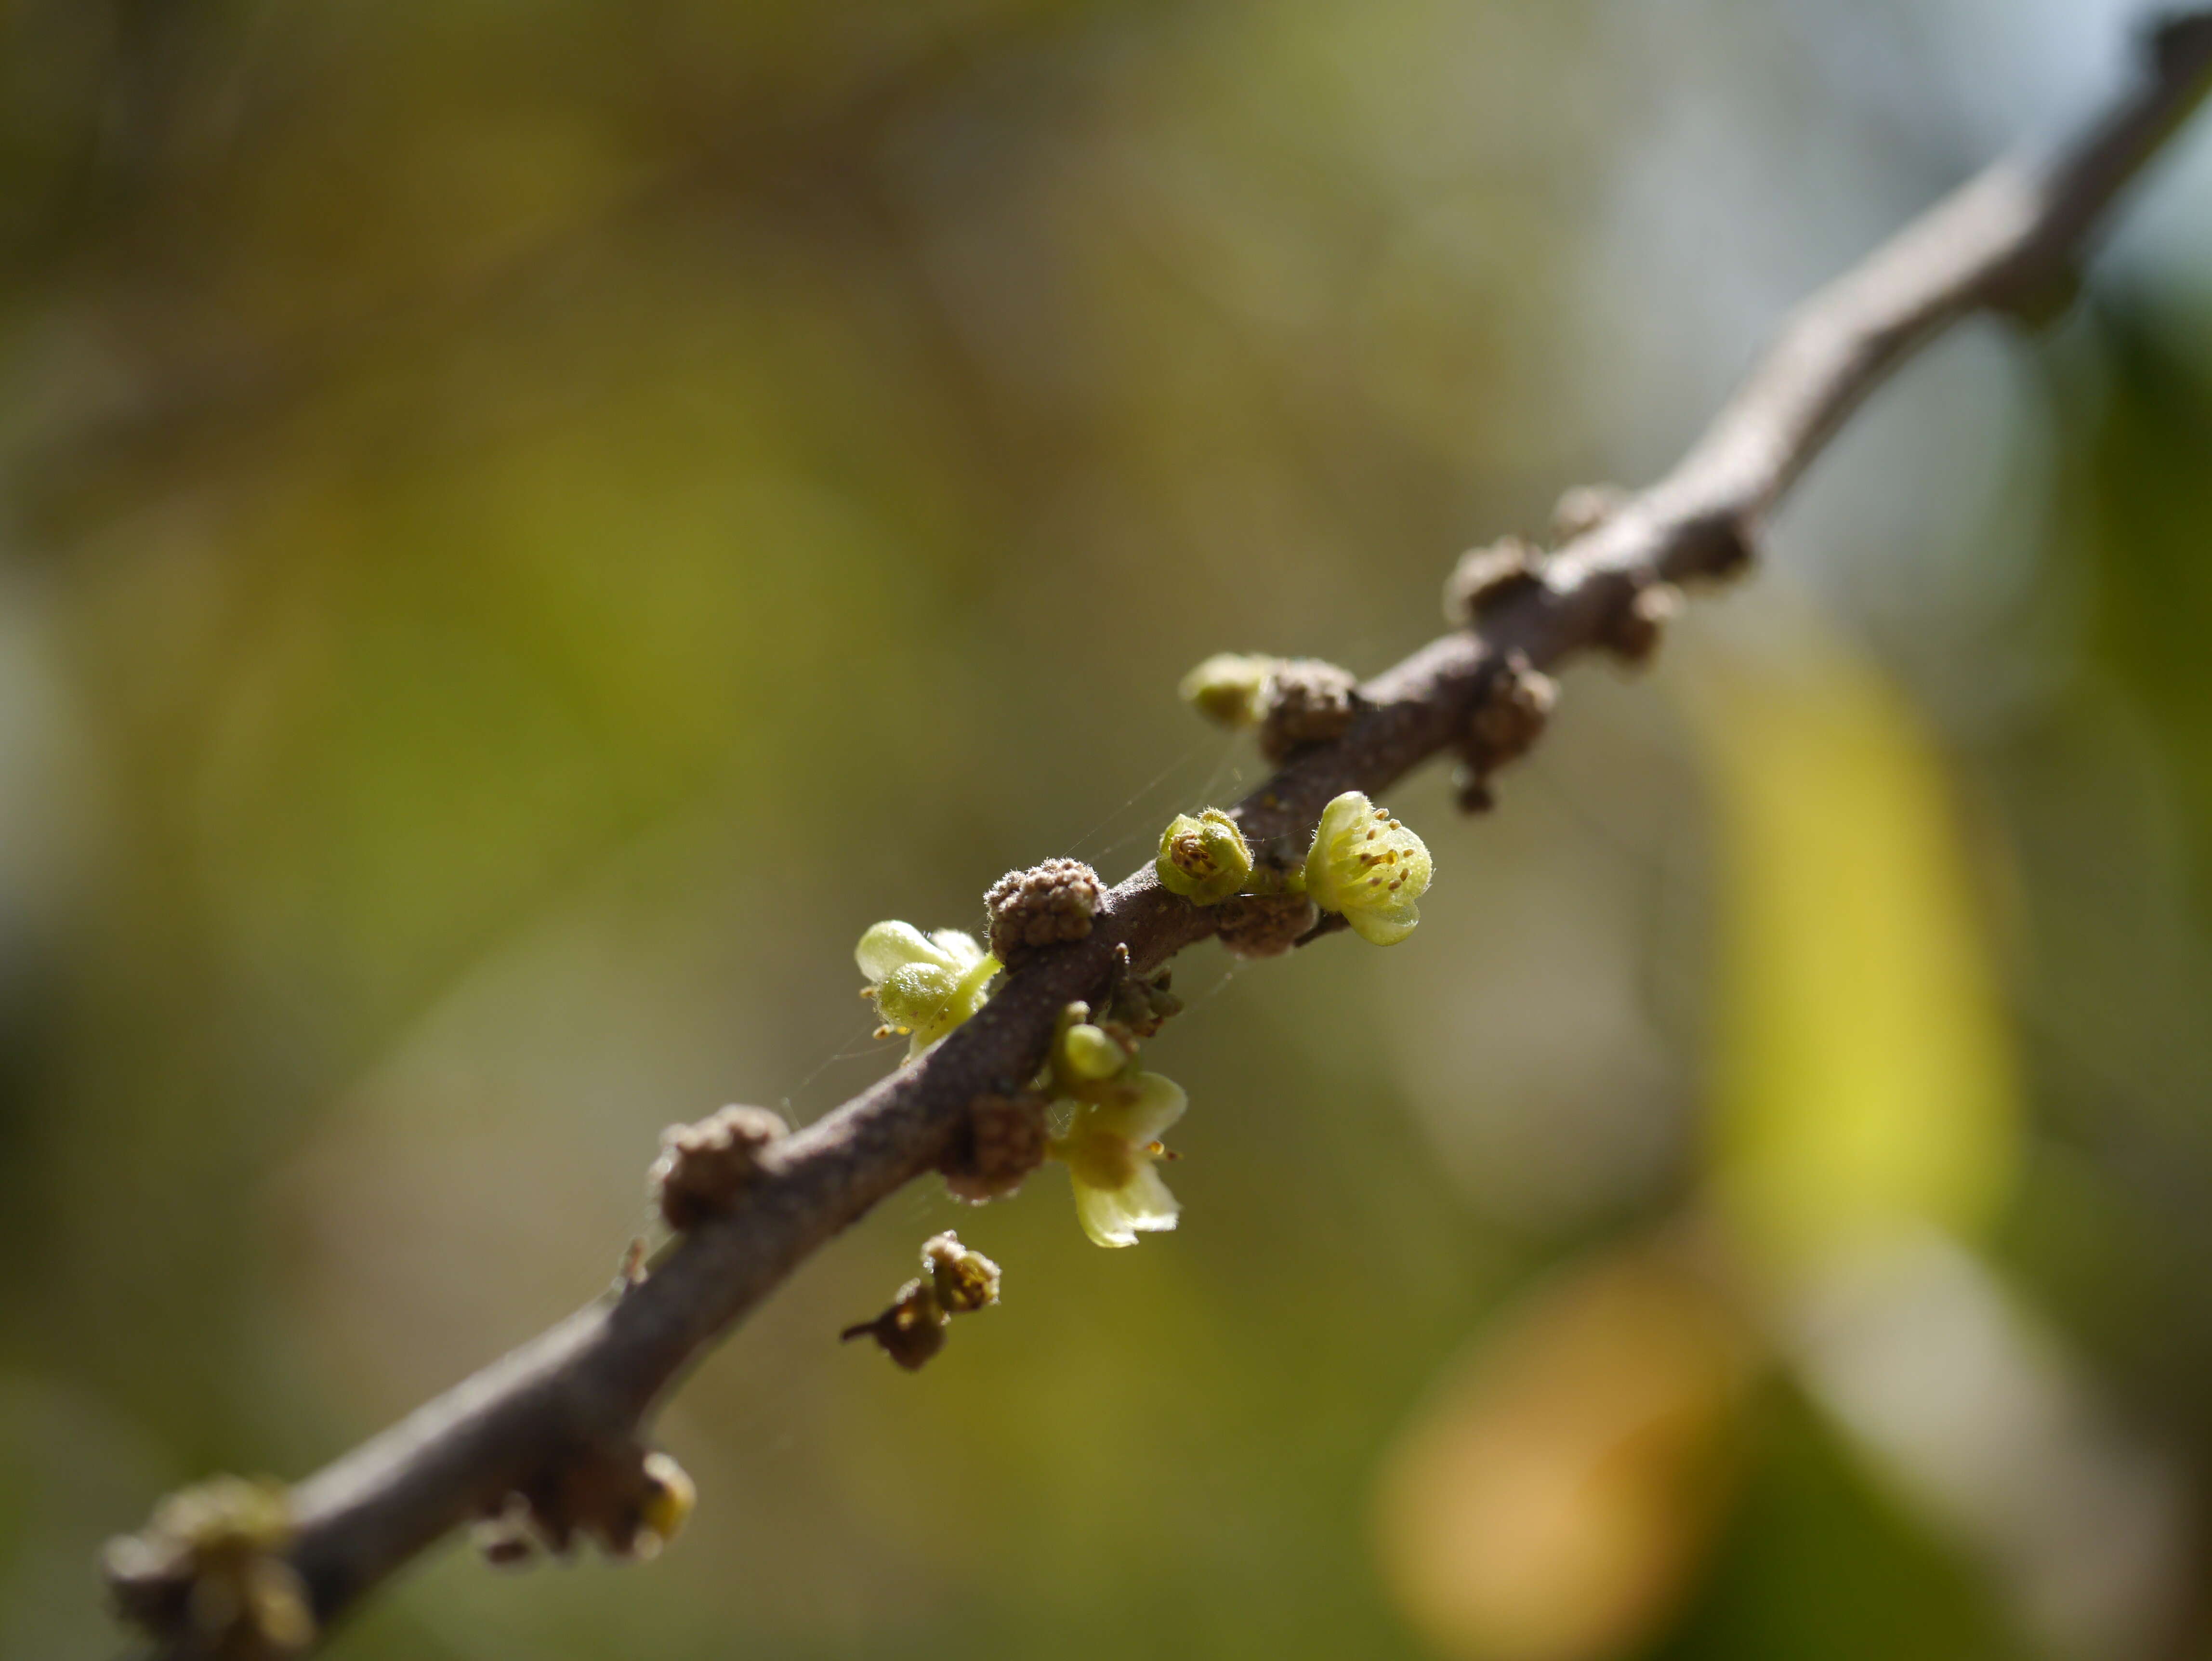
(1103, 949, 1183, 1037)
(984, 857, 1103, 967)
(1153, 788, 1433, 950)
(841, 1232, 1004, 1369)
(831, 635, 1447, 1279)
(812, 481, 1748, 1334)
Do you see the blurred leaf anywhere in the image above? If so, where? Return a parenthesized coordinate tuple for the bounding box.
(1373, 1242, 1757, 1661)
(1782, 1232, 2185, 1658)
(1681, 623, 2019, 1279)
(1651, 1375, 2005, 1661)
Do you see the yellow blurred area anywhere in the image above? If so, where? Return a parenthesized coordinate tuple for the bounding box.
(1683, 622, 2019, 1280)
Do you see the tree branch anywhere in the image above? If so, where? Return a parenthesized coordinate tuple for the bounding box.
(113, 12, 2212, 1654)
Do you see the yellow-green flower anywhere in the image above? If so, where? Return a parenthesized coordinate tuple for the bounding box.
(1052, 1072, 1186, 1248)
(1302, 791, 1434, 945)
(1156, 809, 1254, 905)
(856, 922, 1000, 1056)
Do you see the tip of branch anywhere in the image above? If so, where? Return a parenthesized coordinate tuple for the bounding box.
(2150, 9, 2212, 76)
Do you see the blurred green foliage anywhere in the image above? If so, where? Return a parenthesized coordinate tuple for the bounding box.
(2, 2, 2211, 1659)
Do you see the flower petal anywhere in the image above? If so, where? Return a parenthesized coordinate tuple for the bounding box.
(1073, 1179, 1142, 1248)
(1316, 790, 1373, 846)
(1117, 1163, 1181, 1234)
(929, 929, 987, 972)
(856, 921, 942, 981)
(876, 961, 959, 1032)
(1304, 791, 1374, 911)
(1092, 1072, 1188, 1145)
(1346, 898, 1421, 946)
(1071, 1162, 1181, 1248)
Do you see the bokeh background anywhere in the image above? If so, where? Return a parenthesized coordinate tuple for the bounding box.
(5, 1, 2212, 1657)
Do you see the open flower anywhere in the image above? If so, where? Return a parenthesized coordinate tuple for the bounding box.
(1302, 791, 1434, 945)
(1051, 1072, 1187, 1248)
(856, 922, 1001, 1056)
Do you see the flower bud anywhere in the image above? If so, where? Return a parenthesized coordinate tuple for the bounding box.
(1179, 653, 1275, 728)
(1444, 536, 1545, 626)
(1059, 1019, 1128, 1083)
(1156, 808, 1254, 906)
(842, 1279, 951, 1370)
(636, 1453, 696, 1556)
(1257, 659, 1361, 761)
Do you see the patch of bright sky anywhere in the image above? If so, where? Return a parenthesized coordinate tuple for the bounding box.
(1571, 0, 2212, 720)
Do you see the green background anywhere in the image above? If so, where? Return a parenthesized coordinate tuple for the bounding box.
(3, 2, 2211, 1658)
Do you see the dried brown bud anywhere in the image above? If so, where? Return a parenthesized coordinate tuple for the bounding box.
(841, 1279, 948, 1371)
(496, 1442, 694, 1561)
(1551, 484, 1627, 542)
(650, 1105, 788, 1231)
(1599, 580, 1683, 667)
(984, 857, 1103, 966)
(1214, 890, 1321, 959)
(1453, 766, 1497, 816)
(1678, 509, 1755, 580)
(922, 1231, 1003, 1313)
(1104, 957, 1183, 1038)
(1443, 536, 1546, 626)
(1454, 652, 1558, 811)
(940, 1092, 1051, 1203)
(1258, 659, 1362, 762)
(843, 1233, 1003, 1369)
(1466, 652, 1557, 772)
(473, 1499, 539, 1568)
